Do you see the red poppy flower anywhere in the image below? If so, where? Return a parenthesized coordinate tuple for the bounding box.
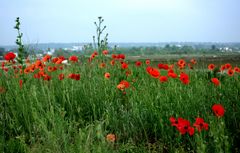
(119, 80, 130, 88)
(227, 69, 234, 76)
(112, 54, 117, 59)
(167, 69, 177, 78)
(48, 66, 53, 72)
(42, 54, 52, 62)
(169, 117, 179, 127)
(55, 58, 64, 64)
(211, 78, 220, 86)
(220, 65, 226, 71)
(118, 54, 125, 60)
(158, 63, 169, 70)
(104, 72, 110, 79)
(178, 59, 185, 65)
(135, 61, 142, 67)
(93, 51, 98, 56)
(193, 117, 209, 132)
(208, 64, 215, 71)
(34, 73, 41, 79)
(99, 63, 106, 68)
(146, 66, 160, 78)
(68, 73, 80, 80)
(170, 117, 195, 136)
(177, 118, 194, 136)
(58, 56, 65, 61)
(106, 134, 116, 142)
(102, 50, 108, 55)
(212, 104, 225, 117)
(159, 76, 168, 83)
(225, 63, 232, 70)
(121, 62, 128, 69)
(168, 72, 178, 78)
(58, 73, 64, 80)
(74, 74, 80, 80)
(190, 59, 197, 65)
(234, 67, 240, 73)
(51, 57, 59, 63)
(110, 60, 115, 66)
(117, 80, 130, 91)
(4, 52, 16, 61)
(145, 59, 150, 65)
(179, 72, 190, 84)
(68, 73, 75, 79)
(43, 75, 51, 81)
(177, 59, 186, 69)
(69, 55, 78, 63)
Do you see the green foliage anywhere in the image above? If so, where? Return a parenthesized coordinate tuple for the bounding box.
(93, 17, 109, 55)
(1, 56, 240, 152)
(14, 17, 28, 64)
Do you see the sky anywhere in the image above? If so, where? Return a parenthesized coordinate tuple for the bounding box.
(0, 0, 240, 45)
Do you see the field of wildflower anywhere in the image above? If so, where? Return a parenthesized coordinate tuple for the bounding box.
(1, 50, 240, 153)
(1, 18, 240, 153)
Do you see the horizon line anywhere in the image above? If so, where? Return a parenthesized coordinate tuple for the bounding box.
(1, 41, 240, 47)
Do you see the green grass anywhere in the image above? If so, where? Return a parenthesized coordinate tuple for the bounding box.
(0, 55, 240, 153)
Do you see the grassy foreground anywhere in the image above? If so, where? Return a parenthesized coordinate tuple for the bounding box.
(0, 53, 240, 153)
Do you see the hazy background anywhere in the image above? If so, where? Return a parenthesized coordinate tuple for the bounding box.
(1, 0, 240, 45)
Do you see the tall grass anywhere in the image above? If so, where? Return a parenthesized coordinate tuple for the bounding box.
(1, 55, 240, 153)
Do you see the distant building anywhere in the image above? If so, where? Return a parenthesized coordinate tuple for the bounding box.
(219, 47, 233, 52)
(72, 45, 83, 51)
(47, 48, 55, 55)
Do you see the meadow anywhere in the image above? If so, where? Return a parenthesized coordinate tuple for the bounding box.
(1, 51, 240, 153)
(1, 17, 240, 153)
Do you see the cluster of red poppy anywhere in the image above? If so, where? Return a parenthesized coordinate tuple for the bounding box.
(146, 64, 189, 84)
(69, 55, 78, 63)
(51, 56, 65, 64)
(89, 51, 98, 62)
(68, 73, 80, 80)
(111, 54, 125, 60)
(167, 69, 178, 78)
(208, 63, 240, 87)
(179, 72, 190, 84)
(117, 80, 130, 91)
(170, 117, 193, 136)
(170, 103, 225, 136)
(158, 63, 169, 70)
(208, 63, 240, 76)
(170, 116, 209, 136)
(4, 52, 16, 62)
(146, 66, 160, 78)
(1, 53, 82, 88)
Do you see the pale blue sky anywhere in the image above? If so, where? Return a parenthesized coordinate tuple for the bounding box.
(0, 0, 240, 45)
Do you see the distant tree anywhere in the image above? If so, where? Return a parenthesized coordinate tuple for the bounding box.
(211, 45, 216, 50)
(181, 45, 194, 53)
(165, 44, 170, 49)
